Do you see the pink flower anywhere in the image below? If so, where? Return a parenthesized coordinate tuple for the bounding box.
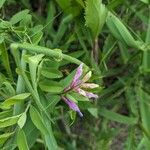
(62, 63, 99, 117)
(68, 63, 99, 99)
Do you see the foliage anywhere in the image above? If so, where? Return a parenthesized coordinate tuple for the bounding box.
(0, 0, 150, 149)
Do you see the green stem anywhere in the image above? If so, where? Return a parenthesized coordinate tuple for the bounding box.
(141, 6, 150, 72)
(11, 46, 53, 122)
(13, 50, 26, 115)
(20, 69, 48, 113)
(145, 6, 150, 43)
(10, 43, 83, 65)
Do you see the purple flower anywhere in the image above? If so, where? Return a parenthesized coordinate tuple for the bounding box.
(62, 96, 83, 117)
(62, 63, 99, 117)
(75, 88, 98, 99)
(71, 63, 83, 87)
(67, 63, 99, 98)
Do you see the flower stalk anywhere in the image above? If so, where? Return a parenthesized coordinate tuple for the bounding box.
(62, 63, 99, 117)
(10, 43, 85, 66)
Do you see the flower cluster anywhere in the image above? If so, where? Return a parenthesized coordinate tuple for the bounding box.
(62, 64, 99, 117)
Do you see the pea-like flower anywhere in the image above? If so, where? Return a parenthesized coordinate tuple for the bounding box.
(62, 63, 99, 117)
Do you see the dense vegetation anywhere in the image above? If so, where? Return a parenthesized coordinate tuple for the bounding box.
(0, 0, 150, 149)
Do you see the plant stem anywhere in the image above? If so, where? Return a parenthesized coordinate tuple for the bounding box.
(10, 43, 83, 65)
(13, 50, 26, 115)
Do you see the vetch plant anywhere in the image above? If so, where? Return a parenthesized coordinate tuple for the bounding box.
(3, 41, 100, 150)
(1, 0, 150, 149)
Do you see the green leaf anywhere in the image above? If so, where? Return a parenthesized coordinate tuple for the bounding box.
(108, 0, 124, 9)
(75, 0, 85, 7)
(60, 69, 76, 89)
(39, 80, 64, 93)
(45, 95, 61, 112)
(45, 1, 56, 34)
(66, 93, 78, 103)
(85, 0, 107, 39)
(0, 36, 4, 44)
(141, 51, 150, 73)
(53, 15, 73, 46)
(125, 87, 138, 116)
(0, 110, 12, 120)
(43, 59, 60, 69)
(0, 114, 21, 128)
(99, 108, 138, 125)
(55, 0, 70, 11)
(106, 12, 137, 48)
(69, 110, 76, 124)
(2, 81, 16, 97)
(118, 42, 130, 64)
(140, 0, 149, 4)
(41, 68, 63, 79)
(137, 86, 150, 134)
(31, 31, 43, 44)
(17, 112, 27, 129)
(30, 25, 43, 36)
(30, 105, 49, 135)
(55, 0, 82, 16)
(140, 14, 150, 72)
(0, 132, 14, 145)
(0, 0, 6, 8)
(31, 96, 58, 150)
(67, 91, 89, 102)
(28, 54, 44, 89)
(20, 14, 32, 26)
(0, 21, 11, 29)
(10, 9, 30, 25)
(88, 108, 98, 118)
(137, 85, 150, 148)
(0, 42, 13, 80)
(17, 129, 29, 150)
(23, 117, 39, 148)
(42, 115, 58, 150)
(2, 93, 30, 108)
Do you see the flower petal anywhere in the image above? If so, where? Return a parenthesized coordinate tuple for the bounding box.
(75, 88, 87, 97)
(82, 71, 92, 83)
(75, 88, 98, 99)
(81, 83, 99, 89)
(62, 96, 83, 117)
(71, 63, 83, 88)
(85, 92, 99, 99)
